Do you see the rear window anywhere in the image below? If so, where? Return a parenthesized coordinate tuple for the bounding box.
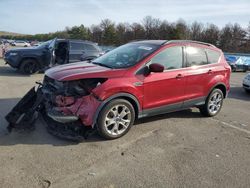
(70, 42, 84, 50)
(186, 46, 207, 67)
(84, 43, 97, 51)
(206, 49, 221, 64)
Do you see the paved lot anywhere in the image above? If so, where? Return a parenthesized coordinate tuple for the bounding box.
(0, 59, 249, 188)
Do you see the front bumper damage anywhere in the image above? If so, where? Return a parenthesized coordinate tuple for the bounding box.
(5, 80, 103, 140)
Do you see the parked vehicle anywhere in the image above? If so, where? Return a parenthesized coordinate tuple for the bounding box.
(11, 40, 31, 47)
(4, 38, 103, 74)
(243, 73, 250, 93)
(6, 40, 231, 140)
(225, 55, 249, 72)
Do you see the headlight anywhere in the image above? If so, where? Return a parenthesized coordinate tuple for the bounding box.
(9, 52, 18, 56)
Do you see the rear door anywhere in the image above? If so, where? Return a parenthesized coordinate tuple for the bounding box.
(69, 41, 85, 63)
(183, 45, 211, 105)
(143, 45, 187, 115)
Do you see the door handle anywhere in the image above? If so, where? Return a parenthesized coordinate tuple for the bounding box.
(208, 69, 213, 74)
(176, 74, 183, 79)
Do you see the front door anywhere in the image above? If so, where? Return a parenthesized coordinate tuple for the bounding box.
(43, 38, 57, 67)
(143, 46, 187, 116)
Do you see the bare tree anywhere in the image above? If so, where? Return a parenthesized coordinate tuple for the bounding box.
(142, 16, 161, 39)
(190, 22, 204, 41)
(130, 23, 145, 40)
(202, 24, 220, 45)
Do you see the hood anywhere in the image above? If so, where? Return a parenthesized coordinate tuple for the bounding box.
(7, 47, 39, 53)
(45, 62, 127, 81)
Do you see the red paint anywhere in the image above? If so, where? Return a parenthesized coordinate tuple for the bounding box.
(55, 95, 101, 126)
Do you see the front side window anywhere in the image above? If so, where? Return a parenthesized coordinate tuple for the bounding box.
(206, 49, 221, 64)
(186, 46, 207, 67)
(150, 46, 183, 70)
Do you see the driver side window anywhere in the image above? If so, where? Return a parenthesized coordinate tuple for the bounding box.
(150, 46, 183, 70)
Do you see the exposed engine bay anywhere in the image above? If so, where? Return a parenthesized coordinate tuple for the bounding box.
(5, 76, 107, 140)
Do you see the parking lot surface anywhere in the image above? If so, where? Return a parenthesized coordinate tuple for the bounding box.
(0, 59, 249, 188)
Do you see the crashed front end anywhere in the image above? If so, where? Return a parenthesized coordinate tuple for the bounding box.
(42, 75, 104, 125)
(5, 75, 106, 140)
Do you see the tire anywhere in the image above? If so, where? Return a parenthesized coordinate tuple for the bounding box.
(199, 89, 224, 117)
(244, 89, 250, 93)
(97, 99, 135, 139)
(19, 59, 39, 74)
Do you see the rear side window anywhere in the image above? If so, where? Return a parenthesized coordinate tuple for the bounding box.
(206, 49, 221, 64)
(186, 46, 207, 67)
(150, 46, 183, 70)
(84, 43, 97, 51)
(70, 42, 84, 50)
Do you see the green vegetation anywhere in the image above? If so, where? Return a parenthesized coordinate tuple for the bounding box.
(1, 16, 250, 53)
(0, 31, 25, 36)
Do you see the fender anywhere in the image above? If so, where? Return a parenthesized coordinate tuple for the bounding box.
(92, 92, 141, 127)
(19, 56, 42, 68)
(206, 82, 227, 98)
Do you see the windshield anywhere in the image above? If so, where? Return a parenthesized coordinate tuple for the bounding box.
(92, 43, 159, 69)
(36, 40, 52, 49)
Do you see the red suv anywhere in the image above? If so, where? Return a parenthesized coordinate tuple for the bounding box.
(14, 40, 230, 140)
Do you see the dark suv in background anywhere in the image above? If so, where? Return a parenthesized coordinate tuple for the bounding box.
(4, 38, 103, 74)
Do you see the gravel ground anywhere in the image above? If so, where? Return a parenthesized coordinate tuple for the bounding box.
(0, 59, 249, 188)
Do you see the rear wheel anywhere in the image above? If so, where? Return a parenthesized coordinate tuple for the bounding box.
(199, 89, 224, 117)
(20, 59, 39, 74)
(97, 99, 135, 139)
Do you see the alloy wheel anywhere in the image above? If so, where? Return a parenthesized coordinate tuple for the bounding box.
(104, 104, 131, 136)
(208, 91, 223, 115)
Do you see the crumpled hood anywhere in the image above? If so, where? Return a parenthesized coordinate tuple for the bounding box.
(45, 62, 127, 81)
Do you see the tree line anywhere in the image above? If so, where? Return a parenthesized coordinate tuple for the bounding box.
(2, 16, 250, 53)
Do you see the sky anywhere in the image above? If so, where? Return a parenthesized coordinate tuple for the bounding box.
(0, 0, 250, 34)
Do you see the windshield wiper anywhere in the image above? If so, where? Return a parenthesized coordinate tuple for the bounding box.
(92, 62, 113, 69)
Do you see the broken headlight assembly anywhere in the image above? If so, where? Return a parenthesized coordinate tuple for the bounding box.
(5, 76, 107, 140)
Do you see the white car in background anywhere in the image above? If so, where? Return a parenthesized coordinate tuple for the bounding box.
(11, 40, 31, 47)
(243, 73, 250, 93)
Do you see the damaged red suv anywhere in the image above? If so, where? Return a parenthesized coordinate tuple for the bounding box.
(7, 40, 231, 140)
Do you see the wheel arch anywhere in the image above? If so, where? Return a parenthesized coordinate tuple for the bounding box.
(208, 83, 227, 99)
(19, 57, 41, 68)
(92, 92, 141, 127)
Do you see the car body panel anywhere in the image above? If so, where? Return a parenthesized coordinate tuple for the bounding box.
(45, 62, 127, 81)
(243, 73, 250, 91)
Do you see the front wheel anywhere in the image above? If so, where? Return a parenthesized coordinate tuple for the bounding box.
(199, 89, 224, 117)
(20, 59, 39, 74)
(97, 99, 135, 139)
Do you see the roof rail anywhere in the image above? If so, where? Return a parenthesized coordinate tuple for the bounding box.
(165, 40, 216, 48)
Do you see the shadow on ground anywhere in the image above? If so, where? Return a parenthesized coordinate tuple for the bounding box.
(228, 87, 250, 101)
(0, 65, 31, 77)
(0, 97, 204, 146)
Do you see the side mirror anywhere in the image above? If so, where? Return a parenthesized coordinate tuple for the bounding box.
(149, 63, 164, 73)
